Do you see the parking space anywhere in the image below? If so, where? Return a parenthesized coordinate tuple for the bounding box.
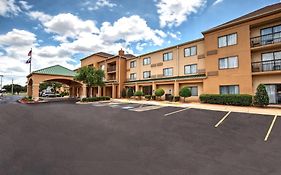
(2, 102, 281, 174)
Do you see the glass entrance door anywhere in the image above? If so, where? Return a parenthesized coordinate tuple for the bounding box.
(265, 85, 277, 104)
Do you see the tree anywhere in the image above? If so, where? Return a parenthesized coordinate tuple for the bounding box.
(74, 66, 105, 97)
(179, 87, 191, 102)
(134, 90, 144, 100)
(40, 82, 62, 92)
(127, 88, 134, 98)
(2, 84, 25, 94)
(254, 84, 269, 107)
(155, 88, 165, 100)
(121, 88, 127, 98)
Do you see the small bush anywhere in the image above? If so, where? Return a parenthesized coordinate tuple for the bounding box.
(155, 88, 165, 100)
(253, 84, 269, 107)
(127, 88, 134, 98)
(145, 95, 151, 100)
(199, 94, 253, 106)
(81, 96, 110, 102)
(121, 88, 127, 98)
(134, 91, 144, 96)
(174, 96, 180, 102)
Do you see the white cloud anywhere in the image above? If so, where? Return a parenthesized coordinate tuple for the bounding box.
(0, 29, 36, 47)
(0, 29, 77, 86)
(156, 0, 206, 28)
(85, 0, 117, 11)
(212, 0, 224, 6)
(28, 11, 52, 23)
(99, 15, 166, 46)
(18, 1, 32, 10)
(0, 0, 21, 16)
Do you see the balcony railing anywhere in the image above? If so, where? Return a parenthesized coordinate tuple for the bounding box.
(252, 59, 281, 72)
(250, 31, 281, 47)
(107, 65, 116, 72)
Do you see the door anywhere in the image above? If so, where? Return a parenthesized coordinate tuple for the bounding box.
(265, 85, 277, 104)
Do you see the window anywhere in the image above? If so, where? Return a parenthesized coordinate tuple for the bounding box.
(130, 61, 136, 68)
(163, 52, 173, 61)
(184, 64, 197, 74)
(218, 33, 237, 48)
(88, 64, 93, 67)
(130, 73, 136, 80)
(219, 56, 238, 69)
(163, 68, 173, 76)
(220, 85, 239, 94)
(189, 87, 198, 96)
(100, 65, 105, 70)
(261, 51, 281, 71)
(143, 71, 151, 79)
(184, 46, 197, 57)
(143, 57, 151, 65)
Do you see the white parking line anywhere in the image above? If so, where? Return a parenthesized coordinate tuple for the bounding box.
(215, 111, 231, 128)
(264, 115, 278, 142)
(164, 108, 190, 116)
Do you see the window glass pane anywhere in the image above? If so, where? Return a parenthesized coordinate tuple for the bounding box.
(220, 86, 228, 94)
(262, 53, 274, 61)
(219, 58, 228, 69)
(185, 48, 191, 57)
(261, 28, 272, 35)
(218, 36, 227, 47)
(189, 87, 198, 96)
(228, 56, 238, 68)
(191, 64, 197, 73)
(229, 86, 239, 94)
(273, 25, 281, 33)
(274, 51, 281, 60)
(185, 66, 191, 74)
(191, 46, 197, 56)
(227, 33, 237, 45)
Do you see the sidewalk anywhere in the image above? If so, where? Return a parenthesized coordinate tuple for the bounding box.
(112, 99, 281, 116)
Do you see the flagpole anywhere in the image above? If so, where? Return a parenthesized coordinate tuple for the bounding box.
(29, 48, 32, 74)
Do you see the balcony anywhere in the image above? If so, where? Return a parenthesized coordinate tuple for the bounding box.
(250, 32, 281, 48)
(252, 59, 281, 72)
(107, 65, 116, 72)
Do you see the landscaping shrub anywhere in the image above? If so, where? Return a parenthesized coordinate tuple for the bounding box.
(253, 84, 269, 107)
(199, 94, 253, 106)
(127, 88, 134, 98)
(151, 95, 156, 100)
(134, 91, 144, 100)
(81, 96, 110, 102)
(155, 88, 165, 100)
(179, 87, 191, 102)
(145, 95, 151, 100)
(121, 88, 127, 98)
(174, 96, 180, 102)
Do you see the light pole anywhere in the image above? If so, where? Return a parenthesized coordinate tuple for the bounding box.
(0, 75, 3, 90)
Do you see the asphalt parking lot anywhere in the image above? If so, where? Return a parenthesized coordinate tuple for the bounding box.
(0, 101, 280, 175)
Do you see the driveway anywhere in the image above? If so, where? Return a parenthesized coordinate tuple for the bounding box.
(0, 102, 280, 175)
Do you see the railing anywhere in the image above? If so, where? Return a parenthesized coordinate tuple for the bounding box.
(107, 65, 116, 72)
(250, 31, 281, 47)
(252, 59, 281, 72)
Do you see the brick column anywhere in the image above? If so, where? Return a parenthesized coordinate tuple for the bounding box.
(152, 82, 156, 95)
(97, 86, 102, 97)
(81, 84, 87, 98)
(112, 85, 116, 99)
(135, 83, 139, 91)
(89, 87, 93, 97)
(174, 81, 179, 96)
(32, 84, 40, 101)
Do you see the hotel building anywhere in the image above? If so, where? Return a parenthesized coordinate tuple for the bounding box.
(27, 3, 281, 104)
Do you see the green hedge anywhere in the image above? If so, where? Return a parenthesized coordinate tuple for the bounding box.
(199, 94, 253, 106)
(82, 96, 110, 102)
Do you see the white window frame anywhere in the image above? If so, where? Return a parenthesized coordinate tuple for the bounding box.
(218, 33, 237, 48)
(163, 68, 173, 76)
(130, 61, 136, 68)
(130, 73, 137, 80)
(143, 57, 151, 65)
(143, 71, 151, 79)
(184, 46, 197, 57)
(220, 85, 239, 94)
(163, 52, 173, 61)
(184, 64, 197, 74)
(219, 56, 238, 69)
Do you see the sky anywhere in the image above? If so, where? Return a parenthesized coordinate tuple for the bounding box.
(0, 0, 280, 86)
